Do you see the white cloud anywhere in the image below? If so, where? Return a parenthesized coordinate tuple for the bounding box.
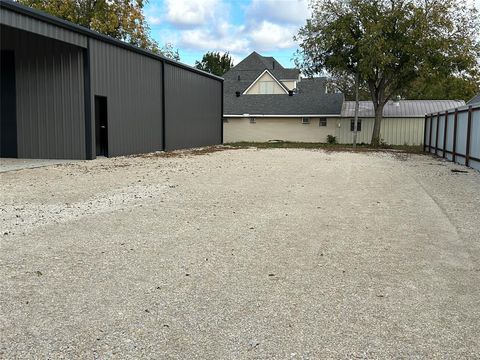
(249, 21, 296, 50)
(153, 0, 311, 63)
(247, 0, 310, 25)
(147, 16, 161, 26)
(165, 0, 221, 27)
(178, 20, 249, 53)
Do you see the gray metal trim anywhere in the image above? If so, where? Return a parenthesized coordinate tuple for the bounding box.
(221, 80, 224, 144)
(83, 38, 93, 159)
(0, 7, 87, 47)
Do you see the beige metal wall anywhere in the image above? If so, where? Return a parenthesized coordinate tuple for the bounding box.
(335, 117, 424, 145)
(224, 117, 425, 145)
(224, 117, 337, 142)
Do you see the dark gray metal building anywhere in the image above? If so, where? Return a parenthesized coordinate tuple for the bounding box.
(0, 0, 223, 160)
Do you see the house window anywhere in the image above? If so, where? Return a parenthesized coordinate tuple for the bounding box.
(319, 118, 327, 127)
(250, 117, 256, 124)
(351, 119, 362, 131)
(302, 117, 310, 124)
(259, 81, 275, 94)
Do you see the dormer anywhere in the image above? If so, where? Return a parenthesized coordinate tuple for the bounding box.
(242, 70, 288, 95)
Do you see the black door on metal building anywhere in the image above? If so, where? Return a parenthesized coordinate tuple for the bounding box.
(95, 96, 108, 157)
(0, 50, 17, 158)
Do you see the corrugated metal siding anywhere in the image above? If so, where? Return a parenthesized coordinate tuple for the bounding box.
(164, 64, 222, 150)
(89, 39, 163, 157)
(471, 108, 480, 161)
(336, 117, 425, 145)
(425, 105, 480, 170)
(1, 25, 85, 159)
(0, 7, 87, 48)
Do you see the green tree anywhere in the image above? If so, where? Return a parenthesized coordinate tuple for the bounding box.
(18, 0, 160, 53)
(160, 43, 180, 61)
(296, 0, 480, 145)
(405, 74, 479, 101)
(195, 52, 234, 76)
(330, 71, 479, 101)
(327, 72, 371, 101)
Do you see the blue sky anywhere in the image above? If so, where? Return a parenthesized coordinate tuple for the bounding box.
(144, 0, 311, 68)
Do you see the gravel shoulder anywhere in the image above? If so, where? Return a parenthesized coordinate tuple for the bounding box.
(1, 148, 479, 359)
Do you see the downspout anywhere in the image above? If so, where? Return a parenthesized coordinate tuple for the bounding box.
(161, 60, 166, 151)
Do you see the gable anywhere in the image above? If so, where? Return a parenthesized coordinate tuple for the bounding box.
(243, 70, 288, 95)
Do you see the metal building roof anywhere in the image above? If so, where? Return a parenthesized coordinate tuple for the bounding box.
(467, 94, 480, 105)
(341, 100, 466, 118)
(0, 0, 223, 81)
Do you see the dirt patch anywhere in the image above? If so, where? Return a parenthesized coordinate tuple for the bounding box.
(136, 145, 242, 158)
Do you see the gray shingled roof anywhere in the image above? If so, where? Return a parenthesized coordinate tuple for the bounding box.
(341, 100, 466, 118)
(467, 94, 480, 105)
(224, 78, 344, 116)
(223, 52, 300, 95)
(225, 52, 300, 82)
(223, 52, 343, 116)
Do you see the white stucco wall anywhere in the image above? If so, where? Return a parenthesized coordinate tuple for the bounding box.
(224, 117, 425, 145)
(223, 117, 337, 143)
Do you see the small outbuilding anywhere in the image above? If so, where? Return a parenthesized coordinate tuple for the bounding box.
(0, 0, 223, 160)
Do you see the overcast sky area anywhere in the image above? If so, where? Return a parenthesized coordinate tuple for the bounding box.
(145, 0, 311, 68)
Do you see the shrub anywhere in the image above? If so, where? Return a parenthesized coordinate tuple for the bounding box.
(327, 135, 337, 144)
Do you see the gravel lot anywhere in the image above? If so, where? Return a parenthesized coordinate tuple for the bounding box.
(1, 147, 479, 359)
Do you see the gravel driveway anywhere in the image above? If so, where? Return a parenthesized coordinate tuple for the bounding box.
(1, 148, 479, 359)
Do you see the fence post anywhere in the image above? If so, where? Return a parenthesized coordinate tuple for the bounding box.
(452, 108, 458, 163)
(424, 114, 428, 152)
(435, 112, 440, 155)
(429, 114, 433, 152)
(465, 105, 473, 167)
(443, 110, 448, 158)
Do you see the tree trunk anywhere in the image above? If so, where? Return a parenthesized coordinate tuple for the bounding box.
(353, 71, 360, 150)
(371, 104, 384, 146)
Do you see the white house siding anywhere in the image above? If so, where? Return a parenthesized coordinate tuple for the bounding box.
(281, 80, 296, 90)
(336, 117, 425, 145)
(223, 117, 337, 143)
(224, 117, 425, 145)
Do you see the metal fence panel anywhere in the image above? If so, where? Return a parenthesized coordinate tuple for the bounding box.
(425, 104, 480, 170)
(471, 109, 480, 158)
(430, 116, 438, 154)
